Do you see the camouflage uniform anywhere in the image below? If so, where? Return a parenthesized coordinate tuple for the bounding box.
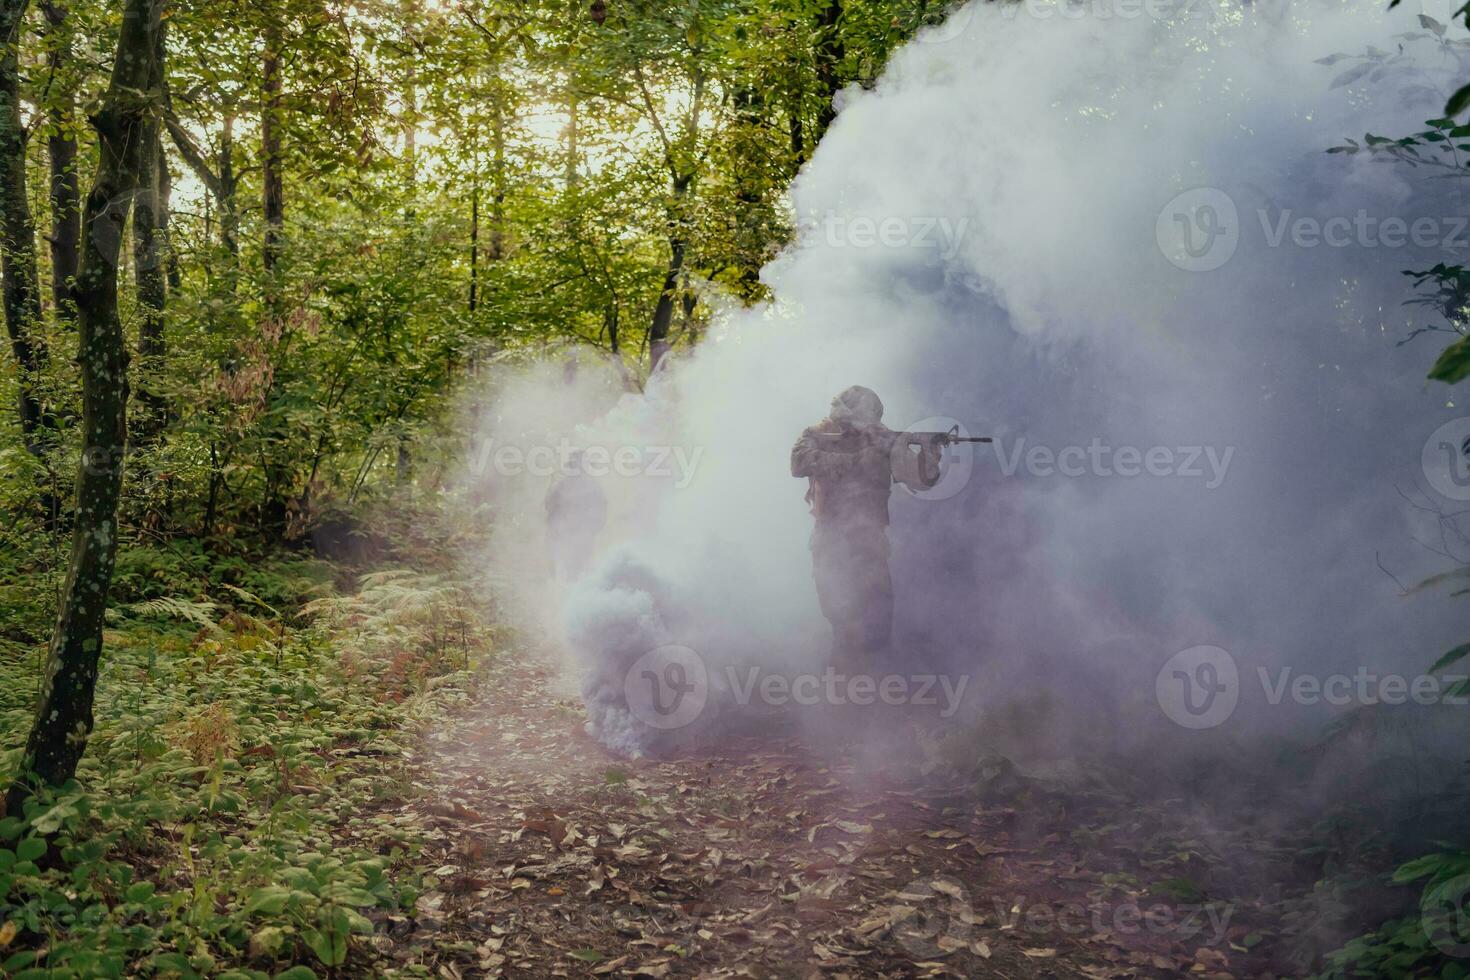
(545, 459, 608, 581)
(791, 386, 897, 670)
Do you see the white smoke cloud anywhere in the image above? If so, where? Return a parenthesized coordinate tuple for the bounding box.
(471, 0, 1470, 760)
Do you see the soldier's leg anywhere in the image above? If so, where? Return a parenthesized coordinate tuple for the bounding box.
(852, 526, 894, 667)
(811, 525, 865, 670)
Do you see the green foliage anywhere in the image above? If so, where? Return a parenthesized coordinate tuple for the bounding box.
(1314, 851, 1470, 979)
(0, 560, 482, 975)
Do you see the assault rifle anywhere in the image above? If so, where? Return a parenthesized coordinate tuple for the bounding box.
(891, 425, 990, 492)
(897, 424, 992, 449)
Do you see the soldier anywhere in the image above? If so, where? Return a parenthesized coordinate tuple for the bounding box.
(545, 450, 608, 581)
(792, 386, 945, 671)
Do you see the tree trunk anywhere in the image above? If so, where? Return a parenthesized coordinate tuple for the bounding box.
(132, 132, 166, 443)
(787, 75, 805, 169)
(260, 24, 284, 275)
(565, 87, 580, 190)
(258, 23, 288, 532)
(0, 0, 48, 444)
(43, 3, 79, 324)
(7, 0, 162, 815)
(648, 173, 691, 372)
(468, 170, 479, 313)
(218, 115, 237, 263)
(132, 13, 167, 444)
(732, 85, 768, 300)
(163, 105, 237, 272)
(488, 91, 506, 262)
(813, 0, 845, 141)
(159, 136, 179, 290)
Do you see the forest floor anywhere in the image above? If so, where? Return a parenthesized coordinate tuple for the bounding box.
(371, 648, 1286, 980)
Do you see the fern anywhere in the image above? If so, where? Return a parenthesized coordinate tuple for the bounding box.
(114, 596, 223, 634)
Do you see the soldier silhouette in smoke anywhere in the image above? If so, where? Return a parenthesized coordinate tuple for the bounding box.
(792, 386, 951, 671)
(545, 450, 608, 582)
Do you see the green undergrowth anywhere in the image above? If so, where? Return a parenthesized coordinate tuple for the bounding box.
(0, 550, 494, 979)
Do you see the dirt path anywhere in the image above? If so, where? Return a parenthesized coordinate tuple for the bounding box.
(385, 652, 1272, 979)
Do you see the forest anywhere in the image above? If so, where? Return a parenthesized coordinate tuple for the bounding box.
(3, 0, 1470, 976)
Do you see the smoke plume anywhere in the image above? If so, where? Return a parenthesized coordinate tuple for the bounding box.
(469, 0, 1470, 772)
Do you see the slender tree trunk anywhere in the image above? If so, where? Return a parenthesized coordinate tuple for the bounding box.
(813, 0, 845, 141)
(163, 105, 237, 271)
(396, 37, 416, 485)
(8, 0, 162, 815)
(488, 91, 506, 262)
(468, 171, 478, 313)
(732, 85, 768, 300)
(565, 87, 580, 190)
(133, 132, 166, 444)
(259, 24, 288, 531)
(132, 14, 167, 444)
(0, 0, 48, 444)
(159, 138, 179, 290)
(648, 172, 692, 372)
(43, 3, 78, 324)
(218, 114, 238, 266)
(260, 25, 284, 275)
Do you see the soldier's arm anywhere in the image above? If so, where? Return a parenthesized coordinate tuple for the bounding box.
(792, 427, 862, 479)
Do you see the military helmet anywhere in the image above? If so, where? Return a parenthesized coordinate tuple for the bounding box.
(830, 385, 884, 424)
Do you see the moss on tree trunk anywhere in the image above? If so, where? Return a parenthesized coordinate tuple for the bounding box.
(7, 0, 162, 816)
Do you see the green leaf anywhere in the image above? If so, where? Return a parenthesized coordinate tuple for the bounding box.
(245, 885, 292, 916)
(14, 838, 44, 863)
(1331, 63, 1374, 89)
(149, 952, 200, 978)
(303, 925, 348, 967)
(28, 802, 76, 836)
(273, 968, 319, 980)
(125, 881, 156, 903)
(1429, 335, 1470, 384)
(1447, 83, 1470, 118)
(569, 949, 607, 963)
(1429, 641, 1470, 674)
